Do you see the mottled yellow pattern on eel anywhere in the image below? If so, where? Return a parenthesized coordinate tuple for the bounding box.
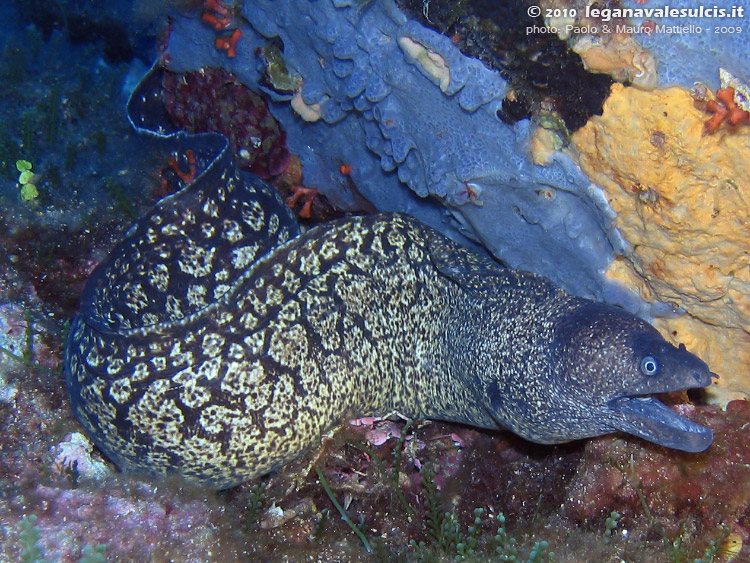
(65, 165, 714, 489)
(67, 208, 488, 486)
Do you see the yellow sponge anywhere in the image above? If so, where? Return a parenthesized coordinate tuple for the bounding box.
(571, 83, 750, 404)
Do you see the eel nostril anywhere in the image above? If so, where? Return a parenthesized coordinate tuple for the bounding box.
(695, 370, 714, 386)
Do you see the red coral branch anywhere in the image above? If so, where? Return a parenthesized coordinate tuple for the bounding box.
(204, 0, 229, 16)
(168, 149, 197, 184)
(201, 0, 242, 57)
(215, 29, 242, 58)
(286, 185, 319, 219)
(704, 87, 750, 133)
(202, 12, 233, 30)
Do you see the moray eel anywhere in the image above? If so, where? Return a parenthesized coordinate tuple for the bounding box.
(64, 66, 715, 489)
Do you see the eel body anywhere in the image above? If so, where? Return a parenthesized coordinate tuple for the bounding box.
(64, 67, 714, 489)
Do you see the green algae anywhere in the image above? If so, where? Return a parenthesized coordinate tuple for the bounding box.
(18, 515, 107, 563)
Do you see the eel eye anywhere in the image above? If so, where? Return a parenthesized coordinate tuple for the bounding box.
(640, 355, 659, 376)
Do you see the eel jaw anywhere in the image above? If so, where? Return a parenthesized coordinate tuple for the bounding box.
(608, 396, 713, 453)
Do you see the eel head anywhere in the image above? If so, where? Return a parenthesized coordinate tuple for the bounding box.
(549, 302, 715, 452)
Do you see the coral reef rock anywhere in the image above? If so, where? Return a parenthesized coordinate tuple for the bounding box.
(565, 401, 750, 559)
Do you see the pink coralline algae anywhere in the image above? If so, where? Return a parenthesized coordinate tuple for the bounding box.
(18, 481, 234, 562)
(161, 67, 290, 179)
(564, 401, 750, 553)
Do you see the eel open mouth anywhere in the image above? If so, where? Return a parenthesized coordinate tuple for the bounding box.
(609, 396, 713, 453)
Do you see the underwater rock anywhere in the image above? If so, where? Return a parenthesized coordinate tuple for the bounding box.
(622, 0, 749, 90)
(11, 0, 140, 64)
(571, 83, 750, 403)
(565, 401, 750, 558)
(51, 432, 111, 481)
(163, 0, 627, 300)
(395, 0, 614, 131)
(528, 0, 658, 89)
(570, 32, 657, 90)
